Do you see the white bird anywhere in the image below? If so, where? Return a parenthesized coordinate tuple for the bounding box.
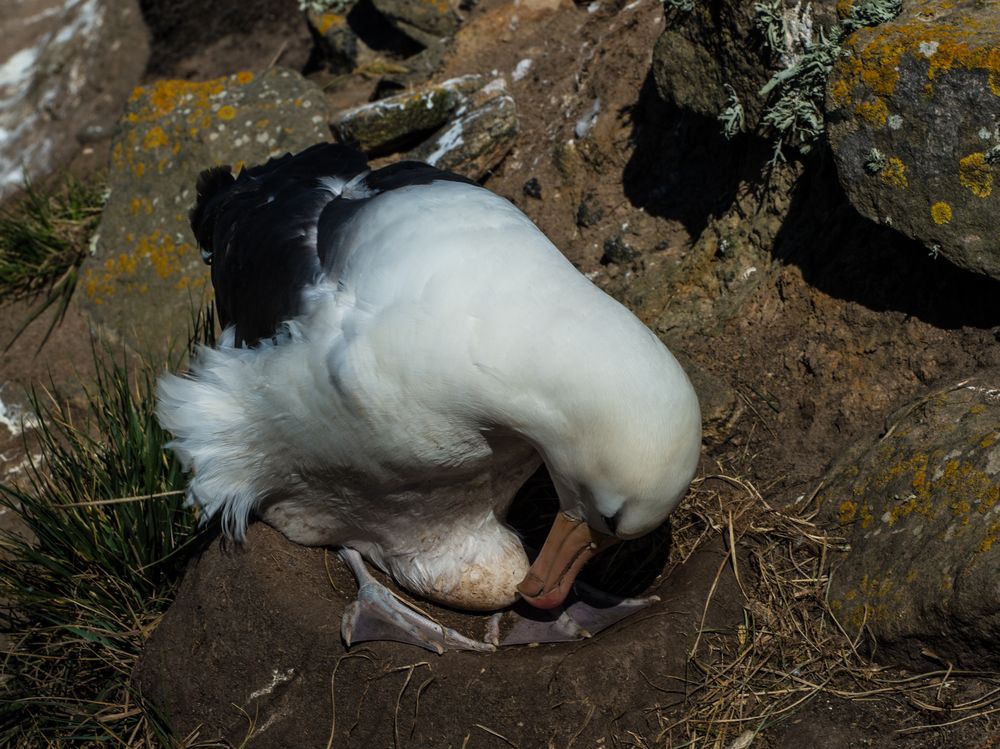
(156, 143, 701, 652)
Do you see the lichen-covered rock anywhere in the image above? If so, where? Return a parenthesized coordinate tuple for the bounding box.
(817, 372, 1000, 667)
(370, 0, 460, 47)
(306, 0, 456, 79)
(651, 1, 838, 131)
(409, 78, 518, 179)
(826, 0, 1000, 280)
(0, 0, 149, 199)
(333, 74, 483, 152)
(80, 69, 331, 355)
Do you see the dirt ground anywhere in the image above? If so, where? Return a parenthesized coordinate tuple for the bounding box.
(3, 0, 1000, 745)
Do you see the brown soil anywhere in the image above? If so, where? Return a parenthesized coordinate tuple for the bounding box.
(5, 0, 1000, 746)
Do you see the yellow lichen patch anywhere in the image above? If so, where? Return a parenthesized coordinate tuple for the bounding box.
(979, 519, 1000, 553)
(128, 197, 153, 216)
(130, 78, 227, 123)
(880, 157, 908, 188)
(839, 499, 858, 524)
(970, 403, 988, 415)
(931, 201, 952, 224)
(836, 0, 855, 19)
(856, 96, 889, 127)
(236, 71, 254, 85)
(842, 19, 1000, 101)
(316, 12, 346, 34)
(830, 77, 852, 107)
(980, 432, 996, 449)
(83, 231, 198, 304)
(143, 125, 170, 150)
(134, 162, 146, 178)
(859, 504, 874, 529)
(217, 105, 237, 121)
(959, 152, 993, 197)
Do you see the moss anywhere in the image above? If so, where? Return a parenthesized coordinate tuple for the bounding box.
(959, 152, 993, 197)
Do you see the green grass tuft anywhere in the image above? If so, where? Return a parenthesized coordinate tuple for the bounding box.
(0, 312, 216, 747)
(0, 175, 106, 349)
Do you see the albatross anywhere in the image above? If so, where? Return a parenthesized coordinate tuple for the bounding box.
(156, 143, 701, 653)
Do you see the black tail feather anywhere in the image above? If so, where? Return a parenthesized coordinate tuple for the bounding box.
(190, 166, 237, 261)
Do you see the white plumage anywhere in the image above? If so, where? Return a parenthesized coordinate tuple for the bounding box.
(157, 147, 701, 617)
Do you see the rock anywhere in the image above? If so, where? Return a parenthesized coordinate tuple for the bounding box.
(369, 0, 460, 47)
(306, 0, 455, 80)
(0, 0, 149, 199)
(651, 1, 838, 131)
(575, 191, 604, 228)
(817, 372, 1000, 667)
(79, 69, 332, 356)
(408, 78, 518, 179)
(136, 523, 743, 747)
(600, 234, 639, 265)
(306, 9, 361, 73)
(826, 0, 1000, 281)
(332, 74, 482, 153)
(521, 176, 541, 199)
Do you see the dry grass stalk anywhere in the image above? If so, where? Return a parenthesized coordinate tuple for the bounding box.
(650, 473, 1000, 747)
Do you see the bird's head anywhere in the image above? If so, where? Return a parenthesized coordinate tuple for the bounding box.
(515, 379, 701, 610)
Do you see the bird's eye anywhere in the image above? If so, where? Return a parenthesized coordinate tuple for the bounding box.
(602, 511, 621, 535)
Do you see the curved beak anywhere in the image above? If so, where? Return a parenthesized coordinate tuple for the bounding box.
(516, 512, 618, 609)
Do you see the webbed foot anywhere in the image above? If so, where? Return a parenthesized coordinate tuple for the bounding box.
(501, 580, 658, 646)
(338, 548, 495, 654)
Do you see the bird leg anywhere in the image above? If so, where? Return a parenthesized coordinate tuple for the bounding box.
(338, 548, 496, 654)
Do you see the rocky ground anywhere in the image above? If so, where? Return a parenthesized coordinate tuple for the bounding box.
(2, 0, 999, 746)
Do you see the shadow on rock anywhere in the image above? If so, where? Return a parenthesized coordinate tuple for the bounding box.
(622, 74, 767, 241)
(773, 155, 1000, 331)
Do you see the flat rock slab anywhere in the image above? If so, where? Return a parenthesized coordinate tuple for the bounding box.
(818, 370, 1000, 667)
(826, 0, 1000, 280)
(136, 524, 743, 747)
(78, 68, 331, 355)
(0, 0, 149, 198)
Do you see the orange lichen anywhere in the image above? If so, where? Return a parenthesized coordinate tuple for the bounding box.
(959, 152, 993, 197)
(836, 15, 1000, 102)
(881, 157, 908, 188)
(839, 499, 859, 524)
(316, 12, 346, 34)
(931, 201, 952, 224)
(143, 126, 170, 150)
(236, 71, 254, 85)
(83, 230, 199, 304)
(856, 96, 889, 127)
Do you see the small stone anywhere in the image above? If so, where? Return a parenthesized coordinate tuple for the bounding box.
(576, 193, 604, 227)
(522, 177, 542, 199)
(600, 235, 639, 265)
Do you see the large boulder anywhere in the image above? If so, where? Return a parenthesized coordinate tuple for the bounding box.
(826, 0, 1000, 281)
(136, 524, 742, 747)
(0, 0, 149, 199)
(818, 371, 1000, 667)
(651, 1, 839, 132)
(79, 69, 332, 355)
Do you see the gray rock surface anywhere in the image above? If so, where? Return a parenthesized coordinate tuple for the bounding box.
(826, 0, 1000, 281)
(0, 0, 149, 199)
(817, 371, 1000, 667)
(409, 77, 517, 179)
(333, 74, 482, 152)
(79, 69, 331, 355)
(651, 1, 838, 131)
